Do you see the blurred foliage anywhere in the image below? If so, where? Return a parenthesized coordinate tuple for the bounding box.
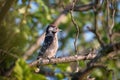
(12, 58, 45, 80)
(0, 0, 120, 80)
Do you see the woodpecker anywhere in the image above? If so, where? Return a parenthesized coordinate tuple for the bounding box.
(37, 25, 60, 59)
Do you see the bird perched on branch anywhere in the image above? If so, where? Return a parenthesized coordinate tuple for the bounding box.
(36, 25, 61, 72)
(37, 24, 61, 60)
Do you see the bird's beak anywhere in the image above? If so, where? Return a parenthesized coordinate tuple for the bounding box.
(58, 29, 62, 32)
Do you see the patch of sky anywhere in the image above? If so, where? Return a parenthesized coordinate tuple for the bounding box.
(37, 23, 42, 28)
(116, 2, 120, 23)
(65, 38, 75, 51)
(18, 0, 22, 5)
(83, 23, 92, 31)
(15, 18, 21, 24)
(58, 31, 67, 40)
(98, 12, 103, 16)
(116, 15, 120, 23)
(29, 1, 39, 13)
(118, 2, 120, 10)
(58, 41, 62, 49)
(28, 22, 34, 28)
(55, 50, 61, 58)
(84, 32, 94, 42)
(32, 18, 38, 22)
(38, 29, 44, 35)
(54, 68, 61, 73)
(83, 23, 95, 42)
(49, 0, 55, 4)
(38, 25, 49, 35)
(46, 76, 57, 80)
(97, 20, 102, 28)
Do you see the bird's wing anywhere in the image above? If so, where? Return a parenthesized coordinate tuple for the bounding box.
(38, 35, 54, 57)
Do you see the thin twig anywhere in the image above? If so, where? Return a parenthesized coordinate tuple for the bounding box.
(87, 42, 120, 67)
(70, 0, 80, 54)
(94, 11, 104, 47)
(87, 0, 104, 47)
(19, 0, 31, 28)
(52, 1, 96, 26)
(0, 49, 18, 59)
(72, 64, 108, 80)
(94, 0, 104, 47)
(109, 0, 116, 44)
(106, 0, 111, 44)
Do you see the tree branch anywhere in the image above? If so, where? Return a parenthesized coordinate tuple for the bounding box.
(52, 2, 99, 26)
(72, 64, 115, 80)
(70, 0, 79, 54)
(71, 41, 120, 80)
(88, 42, 120, 66)
(23, 33, 45, 60)
(29, 53, 96, 67)
(109, 0, 116, 44)
(71, 64, 108, 80)
(0, 0, 15, 24)
(29, 42, 120, 67)
(87, 0, 105, 47)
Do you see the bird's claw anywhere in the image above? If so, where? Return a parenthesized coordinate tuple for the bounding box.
(47, 57, 52, 62)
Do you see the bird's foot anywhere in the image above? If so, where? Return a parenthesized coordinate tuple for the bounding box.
(46, 57, 52, 63)
(37, 56, 42, 60)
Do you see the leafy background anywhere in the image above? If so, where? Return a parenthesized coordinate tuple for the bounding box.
(0, 0, 120, 80)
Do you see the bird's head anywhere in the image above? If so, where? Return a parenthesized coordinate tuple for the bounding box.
(46, 25, 61, 34)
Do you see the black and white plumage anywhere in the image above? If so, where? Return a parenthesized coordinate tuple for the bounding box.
(37, 25, 60, 59)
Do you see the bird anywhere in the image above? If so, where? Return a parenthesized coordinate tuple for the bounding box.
(37, 24, 61, 60)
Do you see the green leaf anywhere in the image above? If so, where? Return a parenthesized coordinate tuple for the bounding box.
(13, 58, 46, 80)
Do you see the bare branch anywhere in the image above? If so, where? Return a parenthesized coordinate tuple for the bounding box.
(52, 1, 100, 26)
(88, 42, 120, 66)
(29, 53, 96, 67)
(106, 0, 116, 44)
(70, 0, 80, 54)
(87, 13, 104, 47)
(94, 11, 104, 47)
(29, 42, 120, 67)
(71, 64, 109, 80)
(109, 0, 116, 43)
(106, 0, 111, 44)
(87, 0, 105, 47)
